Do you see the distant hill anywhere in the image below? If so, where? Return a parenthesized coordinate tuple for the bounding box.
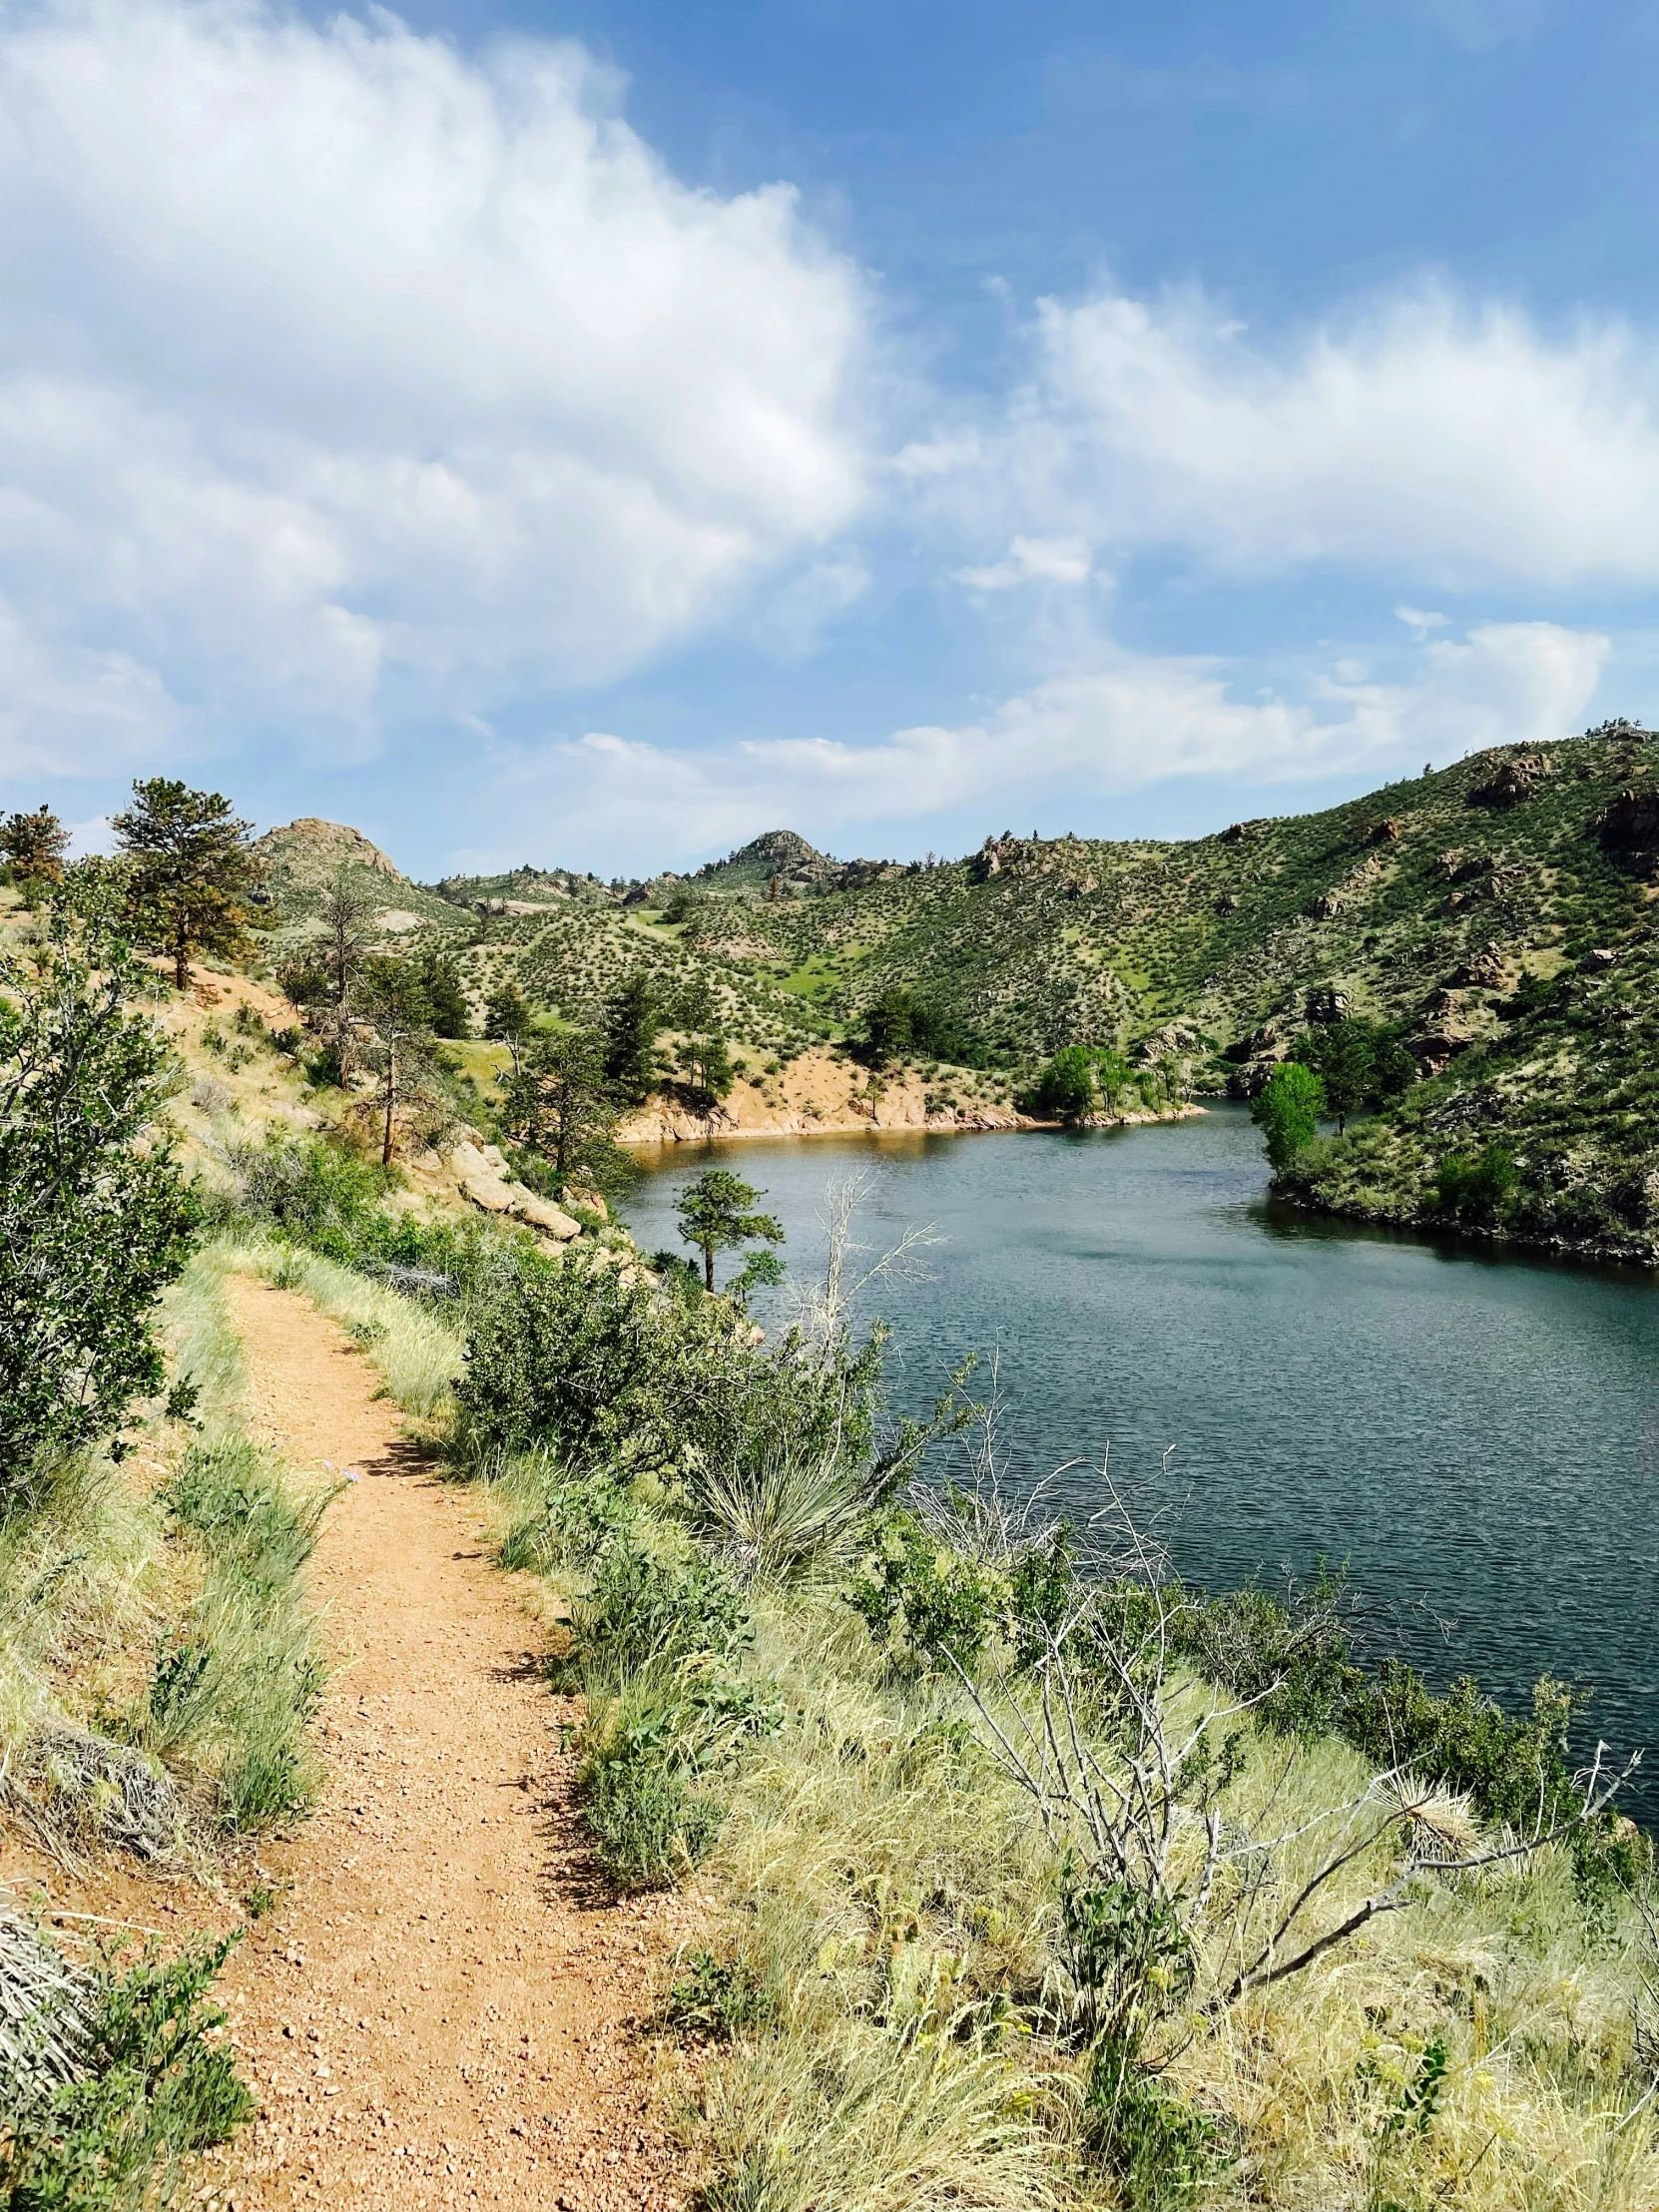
(254, 818, 459, 932)
(274, 718, 1659, 1263)
(433, 862, 615, 909)
(693, 829, 837, 889)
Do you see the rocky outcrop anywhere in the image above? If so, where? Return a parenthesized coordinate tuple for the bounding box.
(254, 818, 405, 886)
(1468, 756, 1551, 810)
(1598, 786, 1659, 850)
(447, 1141, 580, 1239)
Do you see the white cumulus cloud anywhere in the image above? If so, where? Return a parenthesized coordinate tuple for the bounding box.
(915, 282, 1659, 594)
(0, 0, 872, 778)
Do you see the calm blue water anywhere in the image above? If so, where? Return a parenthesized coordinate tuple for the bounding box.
(622, 1108, 1659, 1815)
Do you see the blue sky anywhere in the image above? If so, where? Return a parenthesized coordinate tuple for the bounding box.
(2, 0, 1658, 876)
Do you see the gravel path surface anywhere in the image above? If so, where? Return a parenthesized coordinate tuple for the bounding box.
(200, 1275, 696, 2212)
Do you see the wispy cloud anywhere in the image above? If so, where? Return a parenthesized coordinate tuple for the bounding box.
(473, 619, 1607, 872)
(954, 536, 1092, 591)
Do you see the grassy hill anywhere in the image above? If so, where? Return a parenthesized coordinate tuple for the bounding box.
(275, 720, 1659, 1260)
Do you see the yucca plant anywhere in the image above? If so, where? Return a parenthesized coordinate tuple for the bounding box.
(690, 1446, 889, 1585)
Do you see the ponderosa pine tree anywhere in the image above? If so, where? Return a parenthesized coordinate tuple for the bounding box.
(500, 1027, 632, 1196)
(603, 972, 662, 1104)
(415, 944, 470, 1038)
(675, 1167, 784, 1295)
(353, 955, 436, 1166)
(0, 805, 70, 895)
(112, 780, 263, 991)
(279, 869, 378, 1080)
(484, 979, 536, 1074)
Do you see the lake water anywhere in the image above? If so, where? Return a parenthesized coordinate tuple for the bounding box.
(622, 1107, 1659, 1817)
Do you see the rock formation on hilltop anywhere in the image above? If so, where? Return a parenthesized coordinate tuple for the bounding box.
(254, 818, 406, 889)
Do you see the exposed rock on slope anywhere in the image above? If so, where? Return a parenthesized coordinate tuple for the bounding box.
(254, 818, 404, 886)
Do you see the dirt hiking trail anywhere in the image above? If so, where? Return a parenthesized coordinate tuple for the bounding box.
(207, 1275, 695, 2212)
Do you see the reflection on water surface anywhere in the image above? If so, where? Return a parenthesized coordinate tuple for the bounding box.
(623, 1107, 1659, 1816)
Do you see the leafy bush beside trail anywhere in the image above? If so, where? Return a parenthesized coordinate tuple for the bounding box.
(0, 1917, 252, 2209)
(1, 914, 198, 1490)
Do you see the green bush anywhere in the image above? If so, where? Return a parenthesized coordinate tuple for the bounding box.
(497, 1459, 636, 1573)
(456, 1253, 894, 1504)
(667, 1948, 774, 2038)
(1082, 2040, 1221, 2210)
(215, 1131, 395, 1254)
(581, 1748, 725, 1891)
(847, 1512, 1001, 1677)
(1432, 1142, 1518, 1222)
(1250, 1061, 1326, 1174)
(0, 918, 199, 1487)
(574, 1541, 751, 1680)
(1, 1933, 253, 2209)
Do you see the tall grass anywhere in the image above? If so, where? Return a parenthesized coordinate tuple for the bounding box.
(455, 1389, 1659, 2209)
(1, 1248, 341, 1852)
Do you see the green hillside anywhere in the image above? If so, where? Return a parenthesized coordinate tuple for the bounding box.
(269, 722, 1659, 1262)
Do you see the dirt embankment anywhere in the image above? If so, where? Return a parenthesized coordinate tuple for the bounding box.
(620, 1046, 1030, 1143)
(620, 1047, 1206, 1144)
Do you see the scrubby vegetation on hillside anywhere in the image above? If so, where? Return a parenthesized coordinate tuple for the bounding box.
(417, 724, 1659, 1256)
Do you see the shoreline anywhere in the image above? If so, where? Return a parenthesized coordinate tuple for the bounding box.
(620, 1100, 1208, 1146)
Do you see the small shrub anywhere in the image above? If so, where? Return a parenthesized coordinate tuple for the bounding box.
(574, 1542, 751, 1680)
(1082, 2041, 1221, 2210)
(847, 1513, 1001, 1677)
(497, 1461, 635, 1573)
(667, 1947, 773, 2039)
(1432, 1141, 1518, 1222)
(0, 1932, 253, 2207)
(581, 1750, 725, 1891)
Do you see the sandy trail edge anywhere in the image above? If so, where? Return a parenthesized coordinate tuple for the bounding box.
(202, 1274, 695, 2212)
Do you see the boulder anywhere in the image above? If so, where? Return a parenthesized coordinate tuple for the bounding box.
(512, 1193, 581, 1241)
(1408, 1030, 1471, 1078)
(1599, 787, 1659, 849)
(1468, 756, 1549, 809)
(458, 1170, 517, 1216)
